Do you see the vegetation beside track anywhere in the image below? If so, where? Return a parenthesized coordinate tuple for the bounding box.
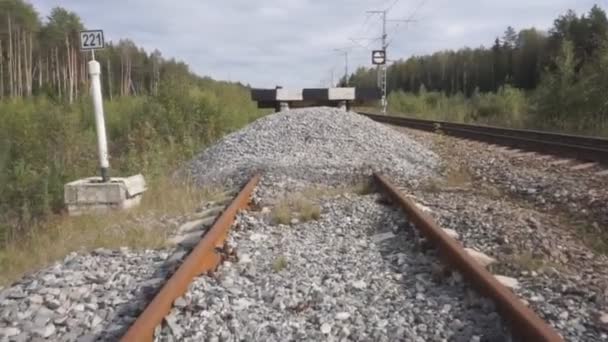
(351, 5, 608, 137)
(0, 1, 265, 284)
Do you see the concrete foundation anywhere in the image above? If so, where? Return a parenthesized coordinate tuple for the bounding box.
(64, 174, 147, 215)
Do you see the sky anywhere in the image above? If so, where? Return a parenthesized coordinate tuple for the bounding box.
(32, 0, 603, 88)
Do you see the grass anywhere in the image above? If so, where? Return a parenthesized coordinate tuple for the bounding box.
(0, 176, 225, 286)
(505, 251, 566, 275)
(272, 256, 288, 272)
(300, 181, 374, 199)
(507, 252, 546, 271)
(420, 164, 473, 193)
(572, 221, 608, 255)
(270, 182, 372, 226)
(272, 203, 292, 225)
(298, 200, 321, 222)
(271, 195, 321, 225)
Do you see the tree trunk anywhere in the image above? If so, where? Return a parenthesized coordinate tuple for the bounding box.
(107, 57, 113, 101)
(55, 47, 62, 98)
(0, 40, 4, 98)
(37, 56, 42, 90)
(7, 15, 14, 97)
(26, 32, 33, 96)
(16, 28, 22, 97)
(45, 54, 49, 87)
(65, 34, 73, 103)
(120, 53, 125, 96)
(72, 46, 78, 99)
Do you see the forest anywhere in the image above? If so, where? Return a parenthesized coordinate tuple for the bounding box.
(349, 5, 608, 136)
(0, 0, 261, 242)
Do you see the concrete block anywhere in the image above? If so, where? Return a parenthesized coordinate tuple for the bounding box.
(64, 174, 146, 215)
(276, 89, 303, 101)
(328, 88, 355, 100)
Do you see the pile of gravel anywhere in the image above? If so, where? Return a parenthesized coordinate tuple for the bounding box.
(185, 107, 438, 187)
(155, 193, 507, 341)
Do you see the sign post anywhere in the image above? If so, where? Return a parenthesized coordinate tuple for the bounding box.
(80, 30, 109, 182)
(372, 50, 387, 114)
(372, 50, 386, 65)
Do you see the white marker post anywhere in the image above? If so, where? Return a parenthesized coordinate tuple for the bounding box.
(80, 30, 109, 181)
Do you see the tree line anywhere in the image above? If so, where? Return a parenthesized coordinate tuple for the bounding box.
(349, 5, 607, 95)
(0, 0, 205, 103)
(349, 5, 608, 136)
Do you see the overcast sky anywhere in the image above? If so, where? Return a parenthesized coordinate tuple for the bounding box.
(32, 0, 602, 88)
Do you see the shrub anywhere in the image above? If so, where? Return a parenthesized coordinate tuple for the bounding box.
(0, 81, 262, 244)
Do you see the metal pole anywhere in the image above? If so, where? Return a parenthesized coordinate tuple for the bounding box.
(381, 11, 388, 115)
(88, 59, 110, 182)
(344, 52, 349, 86)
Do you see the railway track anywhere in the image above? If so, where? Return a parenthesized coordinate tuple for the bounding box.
(119, 173, 563, 342)
(359, 112, 608, 167)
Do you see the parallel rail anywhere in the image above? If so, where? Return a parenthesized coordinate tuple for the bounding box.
(360, 112, 608, 166)
(374, 174, 563, 342)
(121, 174, 261, 342)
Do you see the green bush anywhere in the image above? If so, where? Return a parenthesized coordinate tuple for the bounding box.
(388, 85, 529, 129)
(0, 81, 262, 242)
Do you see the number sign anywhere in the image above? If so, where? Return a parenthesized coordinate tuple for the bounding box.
(372, 50, 386, 65)
(80, 30, 105, 51)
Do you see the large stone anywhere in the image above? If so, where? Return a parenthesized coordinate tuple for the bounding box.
(464, 248, 497, 268)
(176, 217, 215, 235)
(193, 206, 225, 220)
(0, 327, 21, 337)
(371, 232, 395, 243)
(169, 231, 203, 247)
(442, 228, 460, 239)
(335, 312, 351, 320)
(165, 312, 183, 337)
(414, 202, 433, 213)
(33, 324, 56, 338)
(494, 275, 520, 290)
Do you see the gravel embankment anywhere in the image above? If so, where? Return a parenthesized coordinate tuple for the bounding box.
(185, 107, 438, 187)
(155, 189, 506, 342)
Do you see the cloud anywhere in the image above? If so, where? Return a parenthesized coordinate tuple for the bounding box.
(32, 0, 601, 87)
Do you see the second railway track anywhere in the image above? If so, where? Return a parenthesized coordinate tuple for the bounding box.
(359, 112, 608, 167)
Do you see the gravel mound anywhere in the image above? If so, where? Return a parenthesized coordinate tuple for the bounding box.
(155, 193, 506, 341)
(185, 107, 438, 187)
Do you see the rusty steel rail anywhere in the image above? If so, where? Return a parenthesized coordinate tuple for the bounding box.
(373, 173, 563, 342)
(121, 174, 261, 342)
(360, 112, 608, 166)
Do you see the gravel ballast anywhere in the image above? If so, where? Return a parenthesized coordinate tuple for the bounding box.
(185, 107, 438, 187)
(155, 191, 506, 342)
(0, 248, 179, 341)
